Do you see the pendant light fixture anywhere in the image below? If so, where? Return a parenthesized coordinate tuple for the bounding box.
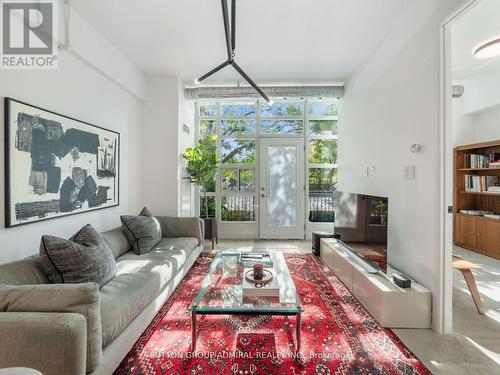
(194, 0, 273, 105)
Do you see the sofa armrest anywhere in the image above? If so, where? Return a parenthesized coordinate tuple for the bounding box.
(0, 283, 101, 372)
(0, 312, 87, 375)
(156, 216, 204, 245)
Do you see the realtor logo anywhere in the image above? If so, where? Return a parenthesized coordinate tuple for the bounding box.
(1, 0, 58, 69)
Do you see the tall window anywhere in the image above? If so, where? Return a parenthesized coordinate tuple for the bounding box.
(196, 100, 339, 225)
(198, 103, 217, 217)
(219, 103, 257, 221)
(307, 102, 338, 222)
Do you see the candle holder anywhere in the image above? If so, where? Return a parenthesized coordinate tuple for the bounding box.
(253, 263, 264, 280)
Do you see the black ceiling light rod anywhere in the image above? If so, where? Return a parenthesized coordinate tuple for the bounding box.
(221, 0, 233, 62)
(232, 62, 271, 103)
(194, 0, 273, 104)
(194, 60, 230, 85)
(231, 0, 236, 52)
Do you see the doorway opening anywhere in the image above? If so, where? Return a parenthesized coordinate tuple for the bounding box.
(443, 0, 500, 349)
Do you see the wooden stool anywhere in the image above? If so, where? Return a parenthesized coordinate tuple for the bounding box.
(452, 255, 485, 314)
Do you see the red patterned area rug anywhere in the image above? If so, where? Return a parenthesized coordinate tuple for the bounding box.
(115, 253, 430, 375)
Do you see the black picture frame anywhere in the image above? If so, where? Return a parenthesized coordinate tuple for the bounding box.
(4, 97, 120, 228)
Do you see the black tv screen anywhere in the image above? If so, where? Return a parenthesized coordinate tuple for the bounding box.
(334, 191, 388, 273)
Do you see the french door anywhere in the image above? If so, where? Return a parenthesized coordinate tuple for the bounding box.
(259, 138, 305, 239)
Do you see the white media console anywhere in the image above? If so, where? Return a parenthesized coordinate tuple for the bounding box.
(320, 238, 432, 328)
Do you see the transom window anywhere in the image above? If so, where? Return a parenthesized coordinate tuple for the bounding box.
(196, 100, 339, 224)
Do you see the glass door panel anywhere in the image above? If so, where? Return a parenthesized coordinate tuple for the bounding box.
(259, 138, 304, 239)
(268, 145, 297, 226)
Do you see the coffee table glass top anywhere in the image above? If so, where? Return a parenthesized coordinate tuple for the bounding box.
(190, 251, 303, 314)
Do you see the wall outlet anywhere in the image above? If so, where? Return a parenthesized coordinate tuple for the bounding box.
(404, 165, 416, 180)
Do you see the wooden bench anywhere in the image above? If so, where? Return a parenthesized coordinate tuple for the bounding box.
(452, 255, 485, 314)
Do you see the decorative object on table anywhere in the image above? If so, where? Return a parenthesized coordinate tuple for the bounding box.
(4, 98, 119, 227)
(245, 267, 273, 285)
(252, 263, 264, 280)
(242, 268, 279, 297)
(182, 134, 219, 248)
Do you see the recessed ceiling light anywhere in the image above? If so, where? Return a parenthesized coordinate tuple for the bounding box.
(473, 36, 500, 59)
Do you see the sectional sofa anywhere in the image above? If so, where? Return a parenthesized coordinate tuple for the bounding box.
(0, 216, 204, 375)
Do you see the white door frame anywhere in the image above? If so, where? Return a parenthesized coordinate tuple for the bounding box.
(259, 137, 305, 239)
(438, 0, 477, 334)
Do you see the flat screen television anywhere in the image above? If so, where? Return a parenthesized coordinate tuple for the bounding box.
(334, 191, 388, 273)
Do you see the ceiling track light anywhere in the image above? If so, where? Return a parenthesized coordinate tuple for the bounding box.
(473, 36, 500, 60)
(193, 0, 273, 105)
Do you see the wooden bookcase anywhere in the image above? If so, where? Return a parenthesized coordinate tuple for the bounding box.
(454, 140, 500, 259)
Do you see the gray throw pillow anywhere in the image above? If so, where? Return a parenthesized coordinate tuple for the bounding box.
(120, 207, 162, 255)
(39, 224, 117, 286)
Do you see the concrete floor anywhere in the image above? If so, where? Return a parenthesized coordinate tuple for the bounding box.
(210, 240, 500, 374)
(394, 246, 500, 375)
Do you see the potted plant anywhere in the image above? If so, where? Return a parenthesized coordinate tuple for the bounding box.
(183, 134, 219, 243)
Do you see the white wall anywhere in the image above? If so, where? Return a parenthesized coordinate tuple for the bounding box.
(338, 0, 466, 330)
(142, 77, 195, 217)
(0, 4, 147, 264)
(142, 76, 180, 216)
(451, 95, 475, 145)
(0, 52, 144, 264)
(474, 105, 500, 142)
(65, 6, 146, 100)
(177, 82, 195, 216)
(452, 93, 500, 146)
(0, 4, 195, 264)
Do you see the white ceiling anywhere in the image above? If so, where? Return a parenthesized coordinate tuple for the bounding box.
(452, 0, 500, 81)
(71, 0, 409, 84)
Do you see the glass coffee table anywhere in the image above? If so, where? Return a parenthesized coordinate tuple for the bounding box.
(189, 251, 303, 352)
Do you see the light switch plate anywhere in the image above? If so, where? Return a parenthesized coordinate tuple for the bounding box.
(404, 165, 415, 180)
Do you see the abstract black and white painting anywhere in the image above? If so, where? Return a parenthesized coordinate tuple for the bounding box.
(4, 98, 119, 227)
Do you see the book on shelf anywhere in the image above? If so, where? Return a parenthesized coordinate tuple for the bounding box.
(484, 214, 500, 220)
(239, 253, 273, 266)
(464, 175, 499, 192)
(464, 152, 500, 169)
(460, 209, 494, 216)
